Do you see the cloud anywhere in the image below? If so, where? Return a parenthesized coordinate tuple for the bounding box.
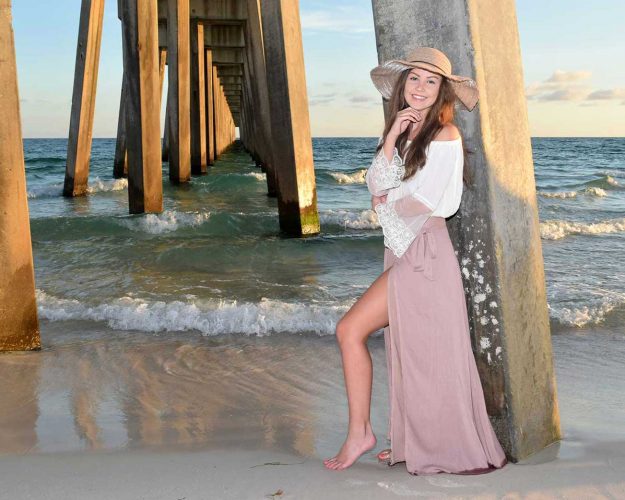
(545, 70, 592, 83)
(348, 94, 378, 106)
(586, 88, 625, 100)
(301, 6, 374, 34)
(526, 70, 625, 106)
(539, 88, 592, 101)
(309, 93, 338, 106)
(526, 70, 592, 102)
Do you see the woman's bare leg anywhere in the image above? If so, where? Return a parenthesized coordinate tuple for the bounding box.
(323, 268, 390, 470)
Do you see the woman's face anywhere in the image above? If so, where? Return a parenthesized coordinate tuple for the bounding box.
(403, 68, 442, 112)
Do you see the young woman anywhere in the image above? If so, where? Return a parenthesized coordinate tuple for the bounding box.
(323, 47, 507, 475)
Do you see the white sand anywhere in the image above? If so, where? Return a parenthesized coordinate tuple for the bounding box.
(0, 321, 624, 499)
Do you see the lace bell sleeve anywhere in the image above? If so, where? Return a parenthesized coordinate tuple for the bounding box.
(374, 141, 462, 258)
(365, 144, 405, 196)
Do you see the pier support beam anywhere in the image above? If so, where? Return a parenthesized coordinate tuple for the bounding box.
(260, 0, 319, 235)
(166, 0, 190, 183)
(204, 48, 215, 164)
(246, 0, 277, 196)
(121, 0, 163, 214)
(0, 0, 41, 351)
(64, 0, 105, 196)
(371, 0, 560, 461)
(113, 69, 129, 178)
(190, 20, 207, 174)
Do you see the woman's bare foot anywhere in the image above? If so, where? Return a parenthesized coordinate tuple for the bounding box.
(323, 424, 377, 470)
(377, 448, 391, 462)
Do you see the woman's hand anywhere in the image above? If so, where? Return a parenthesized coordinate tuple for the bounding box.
(382, 107, 422, 160)
(388, 107, 422, 141)
(371, 194, 387, 209)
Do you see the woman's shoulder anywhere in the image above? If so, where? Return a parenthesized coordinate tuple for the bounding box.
(431, 124, 461, 144)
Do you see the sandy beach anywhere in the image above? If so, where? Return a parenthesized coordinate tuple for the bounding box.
(1, 321, 624, 499)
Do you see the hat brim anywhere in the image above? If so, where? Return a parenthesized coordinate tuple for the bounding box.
(370, 60, 479, 111)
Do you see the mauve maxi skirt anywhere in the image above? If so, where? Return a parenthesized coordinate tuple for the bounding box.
(382, 216, 507, 475)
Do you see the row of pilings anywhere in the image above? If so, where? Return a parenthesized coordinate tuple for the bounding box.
(1, 0, 561, 464)
(63, 0, 320, 234)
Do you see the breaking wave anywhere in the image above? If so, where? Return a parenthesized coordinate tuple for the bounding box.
(36, 290, 350, 336)
(329, 169, 367, 184)
(27, 177, 128, 199)
(319, 209, 379, 230)
(115, 209, 211, 234)
(540, 218, 625, 240)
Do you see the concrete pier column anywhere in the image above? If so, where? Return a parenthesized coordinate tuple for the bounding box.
(120, 0, 163, 214)
(190, 20, 207, 174)
(212, 67, 221, 157)
(204, 49, 215, 165)
(166, 0, 191, 183)
(113, 68, 129, 178)
(158, 47, 167, 103)
(0, 0, 41, 351)
(64, 0, 105, 197)
(260, 0, 319, 235)
(371, 0, 560, 461)
(162, 100, 169, 161)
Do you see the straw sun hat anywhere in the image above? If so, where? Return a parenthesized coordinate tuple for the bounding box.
(370, 47, 479, 111)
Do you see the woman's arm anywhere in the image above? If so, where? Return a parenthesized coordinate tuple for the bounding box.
(373, 140, 463, 257)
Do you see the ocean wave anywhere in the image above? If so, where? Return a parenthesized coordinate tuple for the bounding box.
(242, 172, 266, 181)
(86, 177, 128, 194)
(550, 294, 625, 327)
(116, 209, 211, 234)
(538, 187, 607, 199)
(319, 209, 379, 230)
(35, 290, 350, 336)
(27, 177, 127, 199)
(584, 174, 620, 190)
(329, 169, 367, 184)
(540, 218, 625, 240)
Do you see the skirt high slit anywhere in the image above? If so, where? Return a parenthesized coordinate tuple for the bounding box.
(382, 216, 507, 475)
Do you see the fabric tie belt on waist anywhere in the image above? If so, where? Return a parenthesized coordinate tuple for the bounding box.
(412, 218, 447, 281)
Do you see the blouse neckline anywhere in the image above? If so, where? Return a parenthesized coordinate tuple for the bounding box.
(407, 137, 461, 145)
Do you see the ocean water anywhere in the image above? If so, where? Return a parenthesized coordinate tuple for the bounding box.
(24, 137, 625, 337)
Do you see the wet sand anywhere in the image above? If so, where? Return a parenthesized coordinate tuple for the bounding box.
(1, 321, 624, 499)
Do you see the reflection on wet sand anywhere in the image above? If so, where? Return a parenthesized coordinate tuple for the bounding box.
(0, 322, 367, 457)
(0, 352, 40, 454)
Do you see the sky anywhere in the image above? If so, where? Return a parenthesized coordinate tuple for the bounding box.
(11, 0, 625, 138)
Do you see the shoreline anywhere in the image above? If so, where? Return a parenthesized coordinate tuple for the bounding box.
(1, 321, 624, 498)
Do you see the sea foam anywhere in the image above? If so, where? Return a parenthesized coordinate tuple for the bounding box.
(36, 290, 350, 336)
(319, 209, 379, 229)
(540, 218, 625, 240)
(329, 169, 367, 184)
(538, 187, 607, 199)
(27, 177, 128, 199)
(116, 209, 211, 234)
(243, 172, 266, 181)
(550, 293, 625, 327)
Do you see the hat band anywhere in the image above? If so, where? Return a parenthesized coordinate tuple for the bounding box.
(409, 60, 449, 76)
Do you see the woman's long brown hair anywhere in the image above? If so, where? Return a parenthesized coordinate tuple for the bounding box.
(375, 68, 471, 185)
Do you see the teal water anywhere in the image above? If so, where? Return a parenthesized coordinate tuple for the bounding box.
(25, 137, 625, 335)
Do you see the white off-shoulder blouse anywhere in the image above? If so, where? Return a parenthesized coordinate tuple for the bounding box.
(365, 137, 464, 258)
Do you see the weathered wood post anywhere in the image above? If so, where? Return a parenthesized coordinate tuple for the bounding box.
(120, 0, 163, 214)
(64, 0, 105, 196)
(0, 0, 41, 351)
(204, 48, 215, 164)
(190, 19, 207, 173)
(371, 0, 561, 461)
(212, 66, 220, 159)
(166, 0, 191, 183)
(113, 68, 129, 178)
(162, 98, 170, 161)
(213, 69, 222, 156)
(260, 0, 319, 236)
